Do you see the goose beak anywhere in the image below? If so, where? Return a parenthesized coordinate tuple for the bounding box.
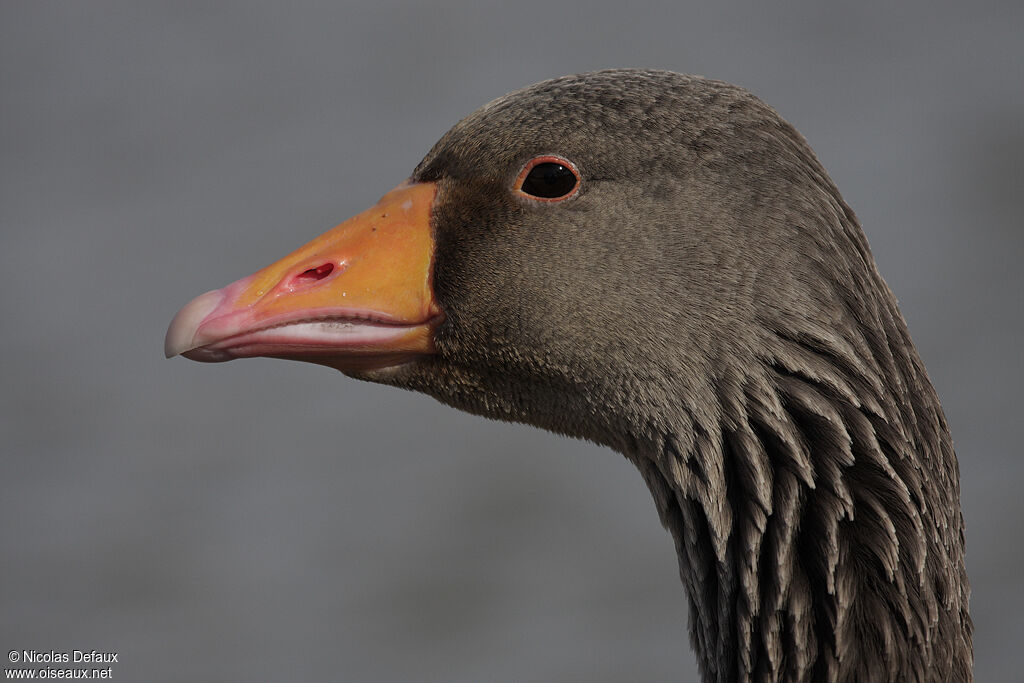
(164, 182, 442, 373)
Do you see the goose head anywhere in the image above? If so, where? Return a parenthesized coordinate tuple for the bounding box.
(166, 69, 972, 681)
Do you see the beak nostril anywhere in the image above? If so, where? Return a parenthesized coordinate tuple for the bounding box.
(297, 263, 335, 282)
(288, 263, 336, 290)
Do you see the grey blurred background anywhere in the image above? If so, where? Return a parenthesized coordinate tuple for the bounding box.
(2, 2, 1021, 681)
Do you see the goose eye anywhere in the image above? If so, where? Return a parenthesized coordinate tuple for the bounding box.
(516, 156, 580, 201)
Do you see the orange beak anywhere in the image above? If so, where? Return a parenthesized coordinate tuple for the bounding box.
(164, 182, 442, 373)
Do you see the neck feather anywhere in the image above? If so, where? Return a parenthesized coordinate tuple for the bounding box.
(630, 307, 972, 682)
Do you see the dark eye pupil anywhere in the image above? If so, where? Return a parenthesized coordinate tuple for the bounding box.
(521, 162, 577, 198)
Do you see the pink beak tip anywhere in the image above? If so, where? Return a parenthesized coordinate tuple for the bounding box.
(164, 289, 224, 358)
